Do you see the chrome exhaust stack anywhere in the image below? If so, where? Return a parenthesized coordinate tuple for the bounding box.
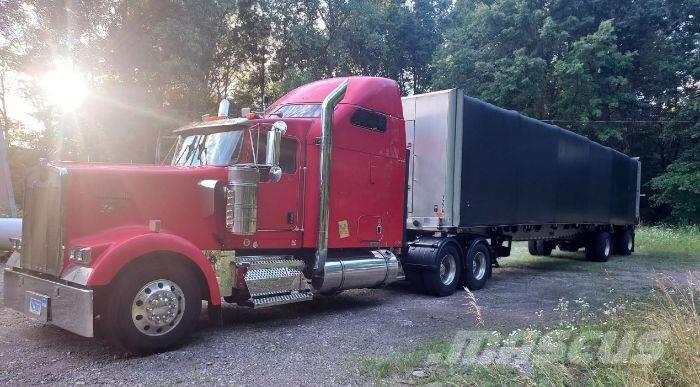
(312, 80, 348, 280)
(310, 79, 403, 292)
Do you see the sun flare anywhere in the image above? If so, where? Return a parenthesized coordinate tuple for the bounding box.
(41, 61, 88, 112)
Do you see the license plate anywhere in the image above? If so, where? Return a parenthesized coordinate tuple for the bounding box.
(29, 297, 43, 315)
(25, 292, 50, 322)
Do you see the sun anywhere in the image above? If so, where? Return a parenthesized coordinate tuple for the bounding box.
(41, 60, 88, 112)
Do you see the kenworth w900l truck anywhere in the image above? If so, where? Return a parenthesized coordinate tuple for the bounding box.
(3, 77, 639, 352)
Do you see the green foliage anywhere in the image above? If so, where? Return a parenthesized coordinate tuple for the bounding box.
(635, 225, 700, 258)
(553, 20, 635, 141)
(433, 0, 699, 223)
(650, 162, 700, 223)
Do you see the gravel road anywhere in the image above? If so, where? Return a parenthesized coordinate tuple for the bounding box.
(0, 248, 695, 385)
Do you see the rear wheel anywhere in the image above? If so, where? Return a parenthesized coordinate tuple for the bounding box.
(103, 259, 202, 354)
(422, 244, 462, 297)
(537, 240, 553, 256)
(528, 240, 553, 256)
(462, 242, 491, 290)
(614, 229, 634, 256)
(528, 240, 540, 256)
(586, 232, 612, 262)
(404, 269, 426, 292)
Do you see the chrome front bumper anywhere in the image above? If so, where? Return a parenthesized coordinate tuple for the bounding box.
(3, 268, 94, 337)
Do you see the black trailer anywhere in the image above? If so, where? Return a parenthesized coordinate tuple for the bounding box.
(400, 89, 640, 296)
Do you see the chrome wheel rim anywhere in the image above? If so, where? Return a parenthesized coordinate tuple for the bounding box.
(604, 238, 611, 256)
(132, 279, 185, 336)
(439, 254, 457, 285)
(473, 251, 487, 280)
(627, 237, 633, 251)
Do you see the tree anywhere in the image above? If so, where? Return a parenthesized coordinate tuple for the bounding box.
(432, 0, 699, 222)
(553, 20, 636, 142)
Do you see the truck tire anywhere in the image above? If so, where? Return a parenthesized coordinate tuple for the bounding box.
(103, 259, 202, 354)
(614, 229, 634, 256)
(462, 241, 491, 290)
(528, 240, 540, 256)
(537, 240, 553, 256)
(404, 269, 426, 292)
(422, 243, 462, 297)
(586, 232, 612, 262)
(528, 240, 553, 256)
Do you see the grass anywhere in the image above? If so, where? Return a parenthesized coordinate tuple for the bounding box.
(362, 276, 699, 386)
(635, 225, 700, 258)
(361, 226, 700, 386)
(499, 226, 700, 271)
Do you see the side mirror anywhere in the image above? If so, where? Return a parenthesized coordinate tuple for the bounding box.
(266, 121, 287, 182)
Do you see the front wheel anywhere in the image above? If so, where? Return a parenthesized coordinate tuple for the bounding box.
(102, 259, 202, 354)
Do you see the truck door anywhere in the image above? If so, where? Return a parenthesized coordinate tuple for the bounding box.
(255, 135, 302, 232)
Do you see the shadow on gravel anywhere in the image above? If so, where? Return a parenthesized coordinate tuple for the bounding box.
(218, 292, 386, 326)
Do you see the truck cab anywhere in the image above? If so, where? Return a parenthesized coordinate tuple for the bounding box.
(3, 77, 408, 353)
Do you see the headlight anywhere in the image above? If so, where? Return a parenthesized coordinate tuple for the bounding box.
(68, 247, 92, 265)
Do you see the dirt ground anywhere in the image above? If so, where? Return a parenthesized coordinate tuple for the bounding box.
(0, 247, 696, 385)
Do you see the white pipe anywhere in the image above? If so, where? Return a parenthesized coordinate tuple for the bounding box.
(0, 218, 21, 250)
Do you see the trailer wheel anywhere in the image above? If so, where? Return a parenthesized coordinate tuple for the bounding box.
(586, 232, 612, 262)
(614, 230, 634, 256)
(462, 241, 491, 290)
(538, 240, 553, 256)
(103, 258, 202, 354)
(528, 240, 540, 256)
(422, 243, 462, 297)
(528, 240, 553, 256)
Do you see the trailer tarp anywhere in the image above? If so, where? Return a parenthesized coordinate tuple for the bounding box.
(458, 96, 638, 227)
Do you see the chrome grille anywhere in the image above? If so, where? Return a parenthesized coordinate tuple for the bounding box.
(20, 165, 66, 276)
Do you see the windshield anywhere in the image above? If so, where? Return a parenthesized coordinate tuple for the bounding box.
(172, 131, 244, 166)
(271, 104, 321, 118)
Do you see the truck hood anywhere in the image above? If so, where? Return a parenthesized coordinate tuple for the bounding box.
(58, 163, 228, 248)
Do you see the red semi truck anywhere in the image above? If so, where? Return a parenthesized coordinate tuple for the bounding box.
(3, 77, 640, 352)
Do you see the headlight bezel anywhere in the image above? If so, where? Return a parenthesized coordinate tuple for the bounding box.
(68, 247, 92, 265)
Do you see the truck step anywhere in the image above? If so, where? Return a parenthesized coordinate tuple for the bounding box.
(236, 256, 305, 271)
(240, 255, 310, 296)
(244, 267, 310, 297)
(251, 291, 313, 308)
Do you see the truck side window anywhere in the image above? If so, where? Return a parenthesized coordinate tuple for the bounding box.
(350, 108, 387, 133)
(255, 134, 298, 174)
